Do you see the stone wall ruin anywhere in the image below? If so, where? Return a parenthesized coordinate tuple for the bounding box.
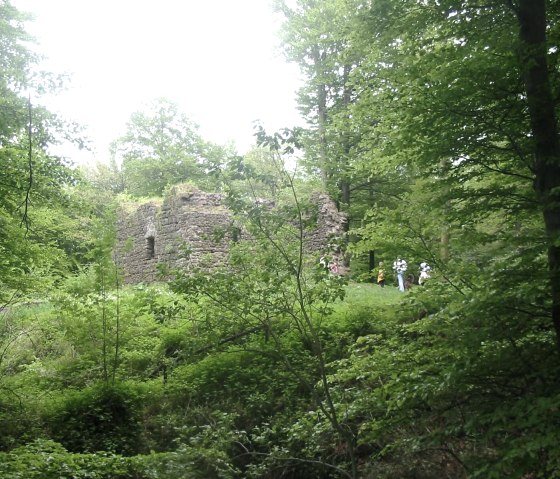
(114, 186, 346, 284)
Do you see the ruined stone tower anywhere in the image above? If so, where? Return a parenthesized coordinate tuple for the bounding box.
(114, 185, 346, 284)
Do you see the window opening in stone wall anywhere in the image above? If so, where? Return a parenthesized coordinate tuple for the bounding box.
(231, 226, 241, 243)
(146, 236, 155, 259)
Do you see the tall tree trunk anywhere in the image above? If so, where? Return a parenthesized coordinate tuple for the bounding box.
(340, 64, 352, 207)
(339, 64, 352, 267)
(369, 250, 376, 283)
(317, 82, 328, 187)
(440, 225, 450, 263)
(312, 47, 329, 189)
(440, 158, 451, 263)
(516, 0, 560, 354)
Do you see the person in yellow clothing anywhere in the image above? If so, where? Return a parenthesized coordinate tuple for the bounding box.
(377, 262, 386, 288)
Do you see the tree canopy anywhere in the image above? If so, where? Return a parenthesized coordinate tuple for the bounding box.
(0, 0, 89, 301)
(110, 98, 230, 197)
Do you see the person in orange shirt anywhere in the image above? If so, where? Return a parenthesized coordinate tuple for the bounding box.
(377, 262, 386, 288)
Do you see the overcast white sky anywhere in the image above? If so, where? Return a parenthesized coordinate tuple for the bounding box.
(12, 0, 304, 165)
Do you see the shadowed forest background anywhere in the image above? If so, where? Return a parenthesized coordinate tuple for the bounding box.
(1, 1, 560, 478)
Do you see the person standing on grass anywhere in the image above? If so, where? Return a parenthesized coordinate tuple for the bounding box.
(393, 258, 407, 292)
(377, 262, 386, 288)
(419, 262, 431, 285)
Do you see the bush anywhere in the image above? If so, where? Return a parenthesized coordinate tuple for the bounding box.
(42, 382, 147, 455)
(0, 438, 241, 479)
(0, 396, 42, 451)
(0, 439, 138, 479)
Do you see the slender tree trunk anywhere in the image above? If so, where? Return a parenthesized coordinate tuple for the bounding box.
(112, 263, 121, 384)
(339, 64, 353, 267)
(369, 250, 376, 283)
(440, 159, 451, 263)
(339, 64, 352, 208)
(101, 272, 108, 384)
(441, 225, 450, 263)
(318, 85, 328, 187)
(516, 0, 560, 354)
(312, 48, 329, 188)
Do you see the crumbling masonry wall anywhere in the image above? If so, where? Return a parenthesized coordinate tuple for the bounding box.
(114, 186, 346, 284)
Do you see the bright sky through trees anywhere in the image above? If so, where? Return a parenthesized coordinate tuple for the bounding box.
(12, 0, 304, 164)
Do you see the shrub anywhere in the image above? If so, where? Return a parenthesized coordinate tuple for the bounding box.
(0, 439, 138, 479)
(42, 382, 147, 455)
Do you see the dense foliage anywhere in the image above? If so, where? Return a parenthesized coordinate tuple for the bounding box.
(1, 0, 560, 478)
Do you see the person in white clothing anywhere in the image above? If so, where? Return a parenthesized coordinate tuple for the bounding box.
(393, 258, 408, 292)
(419, 262, 432, 285)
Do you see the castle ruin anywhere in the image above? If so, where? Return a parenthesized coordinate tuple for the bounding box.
(114, 186, 346, 284)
